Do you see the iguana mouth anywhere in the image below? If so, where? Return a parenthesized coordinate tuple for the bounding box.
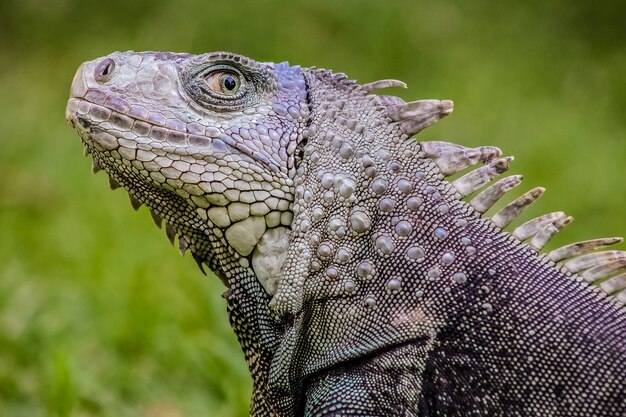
(66, 97, 215, 157)
(66, 97, 183, 205)
(66, 97, 214, 268)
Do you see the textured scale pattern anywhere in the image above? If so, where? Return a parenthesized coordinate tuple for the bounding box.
(66, 51, 625, 416)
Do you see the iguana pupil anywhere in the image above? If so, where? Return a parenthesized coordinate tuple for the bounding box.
(224, 75, 237, 90)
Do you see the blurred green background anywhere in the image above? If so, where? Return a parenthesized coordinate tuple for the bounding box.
(0, 0, 624, 416)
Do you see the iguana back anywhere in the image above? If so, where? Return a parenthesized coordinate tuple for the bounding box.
(66, 51, 625, 416)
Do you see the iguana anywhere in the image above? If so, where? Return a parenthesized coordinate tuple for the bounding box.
(66, 51, 625, 416)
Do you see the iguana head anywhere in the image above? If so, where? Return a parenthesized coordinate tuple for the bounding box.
(66, 51, 310, 289)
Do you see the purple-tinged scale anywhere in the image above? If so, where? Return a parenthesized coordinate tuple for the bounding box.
(393, 220, 412, 237)
(128, 105, 149, 119)
(434, 227, 448, 240)
(379, 198, 396, 212)
(387, 278, 402, 292)
(407, 246, 425, 261)
(398, 179, 413, 194)
(375, 235, 395, 255)
(441, 252, 455, 265)
(407, 196, 423, 211)
(272, 103, 288, 116)
(371, 178, 388, 195)
(452, 272, 468, 284)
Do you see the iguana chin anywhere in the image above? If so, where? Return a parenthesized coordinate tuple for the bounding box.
(66, 51, 625, 416)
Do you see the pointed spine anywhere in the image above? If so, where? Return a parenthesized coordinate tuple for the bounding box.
(563, 250, 626, 274)
(491, 187, 545, 228)
(470, 175, 523, 213)
(193, 253, 207, 276)
(452, 157, 513, 197)
(178, 235, 190, 256)
(128, 193, 142, 211)
(528, 215, 573, 251)
(361, 79, 407, 93)
(581, 258, 626, 284)
(388, 99, 454, 136)
(92, 159, 102, 174)
(150, 209, 163, 229)
(599, 272, 626, 295)
(108, 175, 121, 190)
(548, 237, 624, 262)
(513, 212, 565, 241)
(165, 223, 177, 246)
(421, 141, 502, 176)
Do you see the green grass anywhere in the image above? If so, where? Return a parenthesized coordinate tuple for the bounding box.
(0, 0, 624, 415)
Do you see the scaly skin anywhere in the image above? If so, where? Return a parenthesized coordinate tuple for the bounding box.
(67, 51, 625, 416)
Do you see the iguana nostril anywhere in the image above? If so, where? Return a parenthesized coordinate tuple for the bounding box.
(94, 58, 115, 83)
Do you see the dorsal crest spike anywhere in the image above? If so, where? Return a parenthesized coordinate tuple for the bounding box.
(192, 253, 207, 276)
(388, 99, 454, 136)
(470, 175, 524, 214)
(108, 175, 121, 190)
(165, 223, 177, 246)
(513, 212, 566, 241)
(582, 259, 626, 284)
(491, 187, 545, 229)
(128, 193, 142, 211)
(150, 209, 163, 229)
(421, 141, 503, 176)
(599, 273, 626, 297)
(451, 157, 513, 197)
(549, 237, 624, 262)
(178, 235, 190, 256)
(361, 79, 407, 93)
(563, 250, 626, 274)
(91, 159, 102, 174)
(528, 215, 573, 251)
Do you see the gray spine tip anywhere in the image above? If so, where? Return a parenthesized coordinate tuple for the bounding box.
(178, 235, 190, 256)
(581, 258, 626, 284)
(470, 175, 524, 214)
(599, 272, 626, 295)
(528, 215, 573, 251)
(491, 187, 545, 229)
(421, 141, 503, 176)
(564, 250, 625, 274)
(165, 223, 177, 246)
(361, 79, 408, 93)
(150, 209, 163, 229)
(389, 99, 455, 136)
(128, 193, 142, 211)
(452, 157, 513, 197)
(513, 212, 566, 241)
(193, 253, 207, 276)
(108, 175, 121, 190)
(92, 159, 102, 174)
(548, 237, 624, 263)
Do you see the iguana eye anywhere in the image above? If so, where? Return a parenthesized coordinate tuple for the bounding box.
(204, 70, 240, 95)
(181, 59, 264, 111)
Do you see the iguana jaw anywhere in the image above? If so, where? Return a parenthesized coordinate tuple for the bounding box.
(67, 96, 220, 275)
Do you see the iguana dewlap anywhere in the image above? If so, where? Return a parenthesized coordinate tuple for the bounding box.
(66, 51, 626, 417)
